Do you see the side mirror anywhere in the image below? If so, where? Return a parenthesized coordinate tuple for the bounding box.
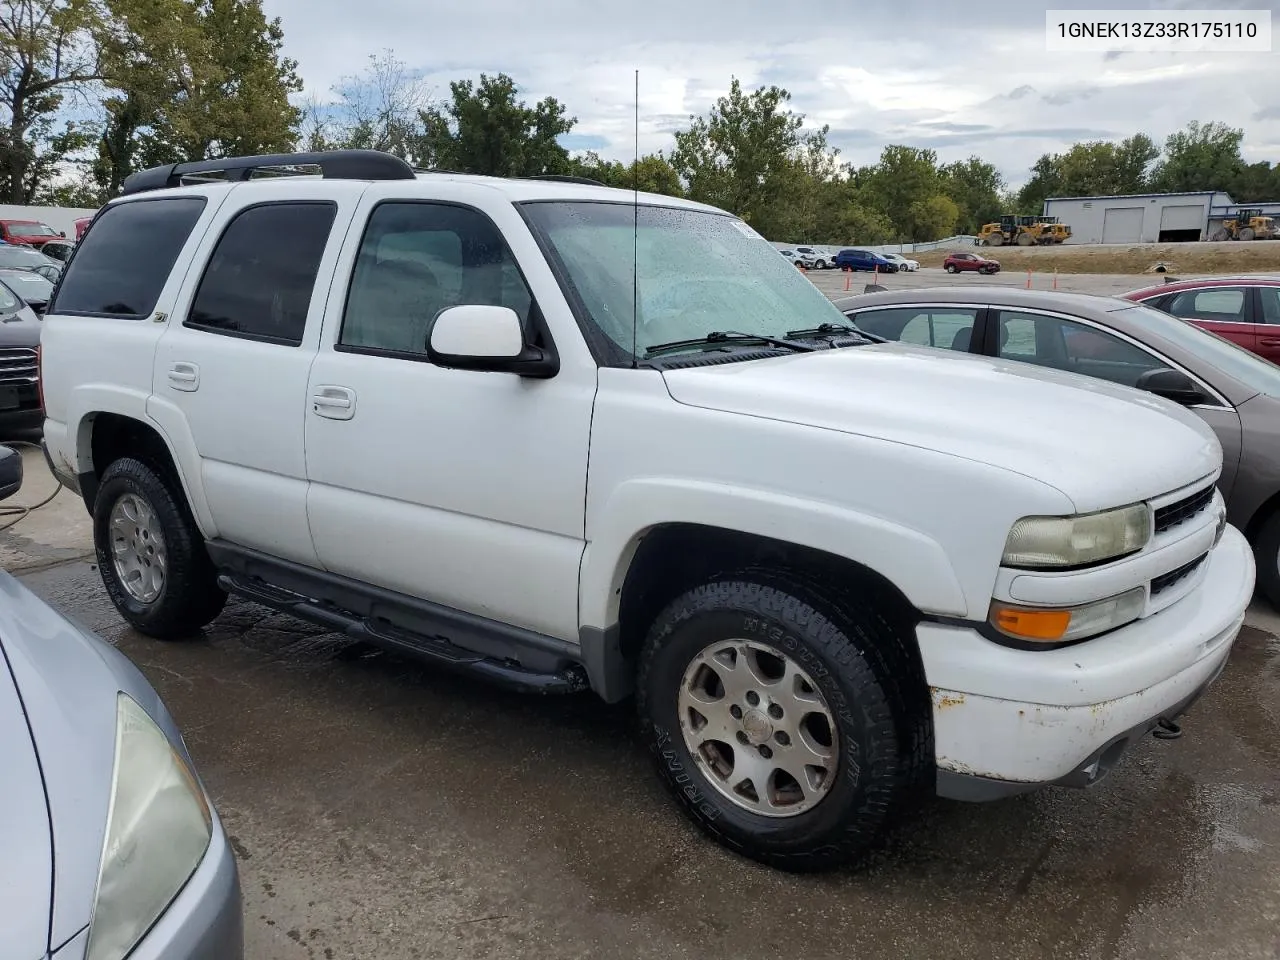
(426, 305, 558, 379)
(1135, 367, 1206, 405)
(58, 230, 66, 238)
(0, 445, 23, 501)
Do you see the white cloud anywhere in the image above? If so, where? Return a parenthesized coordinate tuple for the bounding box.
(264, 0, 1280, 188)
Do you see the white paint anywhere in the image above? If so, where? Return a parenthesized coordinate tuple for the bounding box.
(429, 305, 523, 358)
(38, 169, 1258, 799)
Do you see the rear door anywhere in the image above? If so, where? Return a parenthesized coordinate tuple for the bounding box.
(150, 181, 362, 566)
(1249, 286, 1280, 362)
(1164, 286, 1257, 354)
(846, 305, 986, 352)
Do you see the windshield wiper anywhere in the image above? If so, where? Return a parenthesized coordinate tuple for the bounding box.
(784, 322, 886, 344)
(644, 330, 817, 358)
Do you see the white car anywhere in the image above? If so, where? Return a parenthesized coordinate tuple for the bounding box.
(779, 248, 816, 268)
(795, 246, 833, 269)
(883, 253, 919, 272)
(38, 149, 1254, 873)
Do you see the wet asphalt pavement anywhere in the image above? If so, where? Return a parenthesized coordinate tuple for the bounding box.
(6, 465, 1280, 959)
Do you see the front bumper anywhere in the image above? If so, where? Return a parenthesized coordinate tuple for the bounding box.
(919, 524, 1253, 800)
(52, 818, 244, 960)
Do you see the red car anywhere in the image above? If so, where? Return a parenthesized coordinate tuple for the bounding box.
(74, 216, 93, 240)
(943, 251, 1001, 275)
(0, 219, 63, 249)
(1122, 277, 1280, 363)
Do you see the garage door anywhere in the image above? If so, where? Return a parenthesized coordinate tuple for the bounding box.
(1160, 204, 1204, 232)
(1102, 207, 1144, 243)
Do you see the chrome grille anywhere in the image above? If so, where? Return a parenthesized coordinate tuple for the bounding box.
(1153, 485, 1215, 536)
(1151, 553, 1208, 595)
(0, 346, 37, 384)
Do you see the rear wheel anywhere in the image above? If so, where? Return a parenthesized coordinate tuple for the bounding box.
(93, 457, 227, 638)
(945, 264, 958, 273)
(1240, 227, 1256, 242)
(637, 577, 922, 872)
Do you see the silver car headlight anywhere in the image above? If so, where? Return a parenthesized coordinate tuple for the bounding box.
(85, 694, 212, 960)
(1003, 503, 1151, 569)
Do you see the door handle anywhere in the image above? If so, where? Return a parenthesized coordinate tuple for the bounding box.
(311, 385, 355, 420)
(167, 362, 199, 392)
(1260, 338, 1280, 347)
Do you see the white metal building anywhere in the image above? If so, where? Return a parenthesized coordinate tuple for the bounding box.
(1041, 191, 1280, 244)
(1041, 191, 1233, 244)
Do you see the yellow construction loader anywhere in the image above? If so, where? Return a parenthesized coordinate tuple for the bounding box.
(977, 214, 1071, 246)
(1210, 209, 1278, 241)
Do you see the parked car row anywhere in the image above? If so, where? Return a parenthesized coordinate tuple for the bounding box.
(779, 247, 921, 272)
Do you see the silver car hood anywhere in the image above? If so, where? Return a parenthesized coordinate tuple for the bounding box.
(0, 635, 52, 960)
(0, 570, 186, 952)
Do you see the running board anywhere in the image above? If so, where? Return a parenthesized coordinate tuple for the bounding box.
(216, 572, 588, 695)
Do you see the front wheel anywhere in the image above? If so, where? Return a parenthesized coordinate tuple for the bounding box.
(637, 578, 919, 872)
(93, 457, 227, 638)
(814, 259, 828, 270)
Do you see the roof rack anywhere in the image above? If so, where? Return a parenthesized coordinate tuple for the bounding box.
(521, 174, 606, 187)
(120, 149, 418, 196)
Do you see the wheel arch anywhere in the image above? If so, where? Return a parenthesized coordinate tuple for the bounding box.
(78, 409, 216, 537)
(578, 481, 963, 702)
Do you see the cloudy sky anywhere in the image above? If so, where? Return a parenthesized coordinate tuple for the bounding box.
(262, 0, 1280, 187)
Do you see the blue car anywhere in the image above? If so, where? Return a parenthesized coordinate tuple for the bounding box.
(832, 248, 899, 273)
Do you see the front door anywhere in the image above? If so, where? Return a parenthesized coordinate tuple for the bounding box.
(303, 189, 595, 643)
(151, 183, 362, 566)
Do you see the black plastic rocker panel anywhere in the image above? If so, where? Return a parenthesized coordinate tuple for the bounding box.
(206, 542, 588, 695)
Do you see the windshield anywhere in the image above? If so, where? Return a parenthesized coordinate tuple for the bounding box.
(1115, 303, 1280, 396)
(0, 272, 53, 300)
(5, 223, 56, 237)
(0, 281, 20, 313)
(0, 246, 54, 268)
(520, 201, 847, 361)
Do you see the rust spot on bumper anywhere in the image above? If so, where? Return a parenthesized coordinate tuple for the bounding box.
(931, 687, 966, 710)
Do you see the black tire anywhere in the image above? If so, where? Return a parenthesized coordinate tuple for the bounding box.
(93, 457, 227, 639)
(1253, 511, 1280, 609)
(636, 577, 923, 872)
(945, 264, 958, 273)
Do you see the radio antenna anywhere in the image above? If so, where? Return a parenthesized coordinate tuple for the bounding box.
(631, 68, 639, 368)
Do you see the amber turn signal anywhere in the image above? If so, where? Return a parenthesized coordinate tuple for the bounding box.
(991, 605, 1072, 642)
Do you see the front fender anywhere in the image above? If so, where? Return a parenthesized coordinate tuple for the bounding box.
(578, 477, 969, 631)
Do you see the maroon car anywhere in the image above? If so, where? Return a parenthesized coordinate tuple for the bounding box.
(943, 251, 1001, 275)
(1122, 277, 1280, 364)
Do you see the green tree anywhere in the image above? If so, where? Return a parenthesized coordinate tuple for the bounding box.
(1232, 161, 1280, 203)
(93, 0, 301, 198)
(1016, 134, 1158, 213)
(670, 77, 830, 238)
(570, 150, 683, 196)
(860, 145, 942, 234)
(0, 0, 104, 202)
(1151, 120, 1245, 193)
(939, 156, 1004, 234)
(906, 194, 959, 242)
(413, 72, 575, 177)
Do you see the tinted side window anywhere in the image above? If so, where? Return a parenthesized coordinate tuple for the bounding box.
(1260, 288, 1280, 325)
(995, 310, 1165, 388)
(1168, 287, 1247, 322)
(852, 307, 978, 350)
(186, 202, 337, 346)
(50, 197, 206, 317)
(340, 202, 533, 356)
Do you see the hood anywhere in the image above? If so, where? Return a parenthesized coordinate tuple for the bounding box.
(661, 343, 1220, 513)
(0, 639, 53, 960)
(0, 304, 42, 345)
(0, 571, 184, 951)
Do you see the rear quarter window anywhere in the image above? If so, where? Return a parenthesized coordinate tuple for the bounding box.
(50, 196, 207, 318)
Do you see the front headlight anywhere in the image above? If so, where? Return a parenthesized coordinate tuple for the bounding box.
(85, 694, 213, 960)
(1003, 503, 1151, 569)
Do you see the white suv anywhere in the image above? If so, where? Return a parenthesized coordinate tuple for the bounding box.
(39, 150, 1254, 871)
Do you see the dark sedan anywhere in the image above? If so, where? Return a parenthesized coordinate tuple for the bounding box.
(834, 286, 1280, 607)
(0, 268, 55, 315)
